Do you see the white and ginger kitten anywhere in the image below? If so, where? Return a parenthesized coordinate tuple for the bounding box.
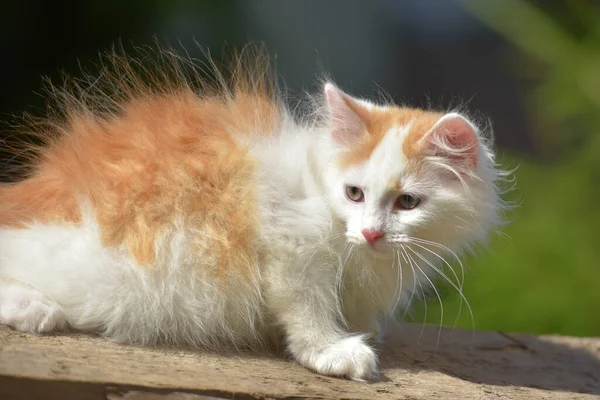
(0, 45, 505, 381)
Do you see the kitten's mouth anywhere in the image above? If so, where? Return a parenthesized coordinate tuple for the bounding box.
(362, 241, 392, 257)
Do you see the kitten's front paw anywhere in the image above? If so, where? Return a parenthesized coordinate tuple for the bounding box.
(307, 336, 378, 381)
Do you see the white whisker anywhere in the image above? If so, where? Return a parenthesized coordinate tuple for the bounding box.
(409, 240, 462, 290)
(409, 237, 466, 289)
(403, 245, 443, 349)
(388, 249, 403, 316)
(406, 245, 474, 331)
(401, 246, 418, 323)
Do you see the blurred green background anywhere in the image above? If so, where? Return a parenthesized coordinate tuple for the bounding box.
(412, 0, 600, 338)
(1, 0, 598, 337)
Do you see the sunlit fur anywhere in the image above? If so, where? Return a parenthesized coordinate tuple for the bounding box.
(0, 44, 507, 381)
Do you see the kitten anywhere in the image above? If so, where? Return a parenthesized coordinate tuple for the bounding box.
(0, 45, 505, 381)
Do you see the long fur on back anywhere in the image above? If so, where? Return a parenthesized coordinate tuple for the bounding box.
(0, 41, 280, 182)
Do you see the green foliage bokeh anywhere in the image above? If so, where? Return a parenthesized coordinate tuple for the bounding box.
(413, 0, 600, 337)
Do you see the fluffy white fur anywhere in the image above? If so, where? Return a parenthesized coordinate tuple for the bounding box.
(0, 82, 504, 381)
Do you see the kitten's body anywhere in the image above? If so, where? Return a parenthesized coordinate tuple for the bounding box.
(0, 46, 504, 380)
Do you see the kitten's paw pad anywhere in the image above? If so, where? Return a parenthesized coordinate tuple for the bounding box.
(0, 285, 67, 333)
(311, 336, 378, 381)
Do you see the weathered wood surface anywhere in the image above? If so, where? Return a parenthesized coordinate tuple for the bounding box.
(1, 324, 599, 399)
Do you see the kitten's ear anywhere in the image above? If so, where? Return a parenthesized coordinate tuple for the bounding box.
(422, 113, 479, 170)
(324, 83, 368, 145)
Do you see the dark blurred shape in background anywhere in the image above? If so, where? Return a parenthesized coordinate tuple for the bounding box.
(1, 0, 533, 152)
(1, 0, 599, 337)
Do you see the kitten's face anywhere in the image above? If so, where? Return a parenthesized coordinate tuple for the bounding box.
(323, 84, 500, 257)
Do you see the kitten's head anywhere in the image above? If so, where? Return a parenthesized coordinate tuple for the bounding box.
(321, 83, 504, 258)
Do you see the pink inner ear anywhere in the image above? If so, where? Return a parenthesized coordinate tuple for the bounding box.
(324, 83, 365, 145)
(426, 115, 479, 170)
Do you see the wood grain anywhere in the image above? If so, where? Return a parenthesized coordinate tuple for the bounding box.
(1, 324, 598, 399)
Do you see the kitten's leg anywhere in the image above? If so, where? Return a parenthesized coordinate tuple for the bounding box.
(346, 312, 381, 341)
(343, 288, 381, 339)
(266, 262, 378, 381)
(0, 280, 68, 333)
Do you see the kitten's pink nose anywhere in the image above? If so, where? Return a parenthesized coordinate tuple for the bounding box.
(362, 229, 384, 245)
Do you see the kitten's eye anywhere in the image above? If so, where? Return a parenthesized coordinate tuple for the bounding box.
(345, 185, 364, 202)
(395, 194, 421, 210)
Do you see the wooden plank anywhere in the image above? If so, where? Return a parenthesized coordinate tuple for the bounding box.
(1, 324, 599, 399)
